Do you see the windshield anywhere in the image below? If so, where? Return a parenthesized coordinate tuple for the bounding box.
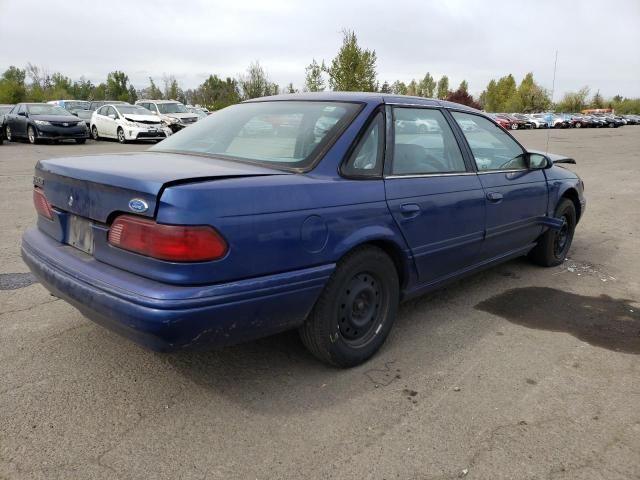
(64, 101, 89, 111)
(117, 105, 153, 115)
(157, 102, 188, 114)
(152, 101, 361, 170)
(27, 104, 71, 116)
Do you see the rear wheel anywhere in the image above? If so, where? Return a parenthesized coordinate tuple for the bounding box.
(510, 123, 518, 130)
(91, 125, 100, 140)
(575, 122, 582, 128)
(299, 246, 399, 368)
(27, 126, 37, 144)
(529, 198, 576, 267)
(117, 127, 126, 144)
(5, 126, 11, 142)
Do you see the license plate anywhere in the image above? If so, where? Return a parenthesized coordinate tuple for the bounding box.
(67, 215, 94, 255)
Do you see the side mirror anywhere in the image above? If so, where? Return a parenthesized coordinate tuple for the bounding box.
(18, 111, 27, 117)
(528, 153, 551, 169)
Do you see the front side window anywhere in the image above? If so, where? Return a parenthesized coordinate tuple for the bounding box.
(152, 101, 361, 170)
(451, 111, 526, 171)
(391, 107, 466, 175)
(342, 112, 384, 177)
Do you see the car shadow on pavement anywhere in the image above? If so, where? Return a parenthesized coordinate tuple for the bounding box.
(157, 257, 540, 413)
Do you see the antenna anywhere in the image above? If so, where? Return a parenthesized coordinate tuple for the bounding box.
(546, 50, 558, 155)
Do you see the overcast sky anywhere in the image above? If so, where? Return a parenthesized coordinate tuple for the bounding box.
(1, 0, 639, 99)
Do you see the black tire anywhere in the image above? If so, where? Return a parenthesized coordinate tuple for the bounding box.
(27, 125, 37, 144)
(91, 125, 100, 140)
(75, 138, 86, 144)
(117, 127, 126, 144)
(529, 199, 577, 267)
(575, 122, 582, 128)
(299, 246, 400, 368)
(511, 123, 518, 130)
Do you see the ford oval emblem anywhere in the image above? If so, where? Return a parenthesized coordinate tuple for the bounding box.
(128, 198, 148, 213)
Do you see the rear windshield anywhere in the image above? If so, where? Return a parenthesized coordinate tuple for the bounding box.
(152, 101, 361, 170)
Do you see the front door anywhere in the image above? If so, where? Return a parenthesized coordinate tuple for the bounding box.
(450, 111, 549, 261)
(385, 107, 486, 285)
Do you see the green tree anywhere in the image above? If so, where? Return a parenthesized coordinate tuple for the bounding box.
(0, 66, 27, 103)
(141, 77, 164, 99)
(436, 75, 449, 99)
(407, 79, 419, 96)
(458, 80, 468, 93)
(105, 71, 130, 101)
(514, 73, 551, 112)
(198, 74, 240, 110)
(391, 80, 407, 95)
(327, 29, 377, 92)
(239, 61, 274, 100)
(418, 73, 436, 98)
(379, 81, 391, 93)
(286, 82, 297, 94)
(304, 59, 325, 92)
(163, 76, 182, 100)
(556, 86, 590, 112)
(591, 90, 604, 109)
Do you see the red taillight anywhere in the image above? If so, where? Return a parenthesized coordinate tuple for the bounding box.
(33, 188, 54, 220)
(108, 215, 228, 262)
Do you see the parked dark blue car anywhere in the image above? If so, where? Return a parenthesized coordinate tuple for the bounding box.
(22, 93, 585, 367)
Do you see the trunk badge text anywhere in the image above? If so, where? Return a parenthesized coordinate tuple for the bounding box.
(128, 199, 148, 213)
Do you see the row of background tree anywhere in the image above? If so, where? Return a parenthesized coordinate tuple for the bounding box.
(1, 30, 638, 114)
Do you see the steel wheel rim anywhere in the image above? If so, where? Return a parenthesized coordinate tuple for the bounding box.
(336, 272, 386, 346)
(554, 216, 570, 257)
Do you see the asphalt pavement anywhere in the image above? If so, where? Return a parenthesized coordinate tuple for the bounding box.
(1, 130, 639, 479)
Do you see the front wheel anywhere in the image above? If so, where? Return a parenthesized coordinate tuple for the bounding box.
(91, 125, 100, 140)
(575, 122, 582, 128)
(511, 123, 518, 130)
(27, 126, 37, 144)
(529, 199, 577, 267)
(299, 246, 399, 368)
(117, 127, 127, 144)
(5, 126, 11, 142)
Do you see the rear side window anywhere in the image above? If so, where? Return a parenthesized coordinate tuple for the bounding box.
(342, 112, 384, 177)
(451, 112, 526, 171)
(391, 108, 466, 175)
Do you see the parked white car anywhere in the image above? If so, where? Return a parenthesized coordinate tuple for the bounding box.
(526, 114, 549, 129)
(90, 104, 170, 143)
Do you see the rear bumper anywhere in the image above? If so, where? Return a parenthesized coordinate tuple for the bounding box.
(21, 227, 333, 351)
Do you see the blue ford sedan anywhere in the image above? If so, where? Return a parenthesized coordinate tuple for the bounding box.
(22, 93, 585, 367)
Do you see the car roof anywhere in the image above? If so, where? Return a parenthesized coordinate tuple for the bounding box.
(246, 91, 482, 113)
(137, 99, 181, 104)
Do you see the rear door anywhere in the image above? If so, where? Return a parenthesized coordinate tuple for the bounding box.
(450, 111, 548, 261)
(384, 106, 486, 285)
(103, 106, 118, 137)
(13, 104, 28, 137)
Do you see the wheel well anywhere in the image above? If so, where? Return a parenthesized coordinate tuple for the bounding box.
(359, 239, 408, 289)
(561, 189, 581, 221)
